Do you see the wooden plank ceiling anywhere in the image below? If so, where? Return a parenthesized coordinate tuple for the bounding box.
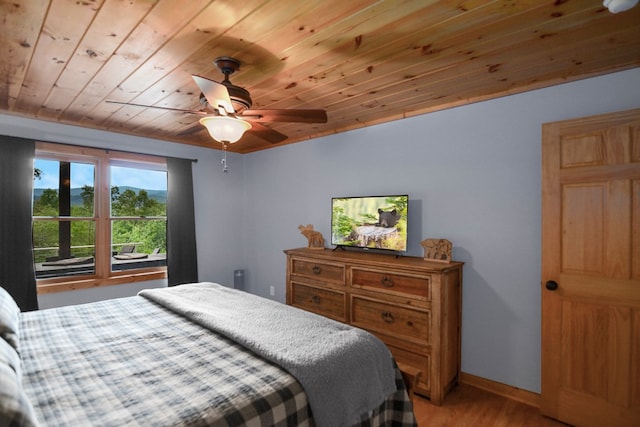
(1, 0, 639, 153)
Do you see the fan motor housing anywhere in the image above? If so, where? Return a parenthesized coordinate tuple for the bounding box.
(224, 82, 252, 112)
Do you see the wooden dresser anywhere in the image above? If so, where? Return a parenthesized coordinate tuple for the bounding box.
(285, 247, 463, 405)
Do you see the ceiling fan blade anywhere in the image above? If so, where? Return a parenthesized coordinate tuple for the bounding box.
(247, 122, 288, 144)
(105, 100, 206, 115)
(240, 109, 327, 123)
(192, 75, 234, 114)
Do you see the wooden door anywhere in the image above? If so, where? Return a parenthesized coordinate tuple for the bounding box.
(541, 108, 640, 426)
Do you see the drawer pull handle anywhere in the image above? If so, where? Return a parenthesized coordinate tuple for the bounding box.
(312, 266, 321, 275)
(311, 295, 321, 304)
(381, 311, 395, 324)
(381, 276, 394, 287)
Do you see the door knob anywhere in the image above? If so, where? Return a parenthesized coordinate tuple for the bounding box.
(545, 280, 558, 291)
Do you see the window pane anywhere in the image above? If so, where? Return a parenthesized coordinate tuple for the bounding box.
(110, 165, 167, 217)
(33, 159, 95, 217)
(111, 219, 167, 271)
(33, 220, 96, 279)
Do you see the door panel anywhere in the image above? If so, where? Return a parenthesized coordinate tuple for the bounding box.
(542, 108, 640, 427)
(561, 184, 605, 273)
(561, 302, 630, 402)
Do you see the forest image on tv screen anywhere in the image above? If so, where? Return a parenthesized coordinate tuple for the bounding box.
(331, 195, 408, 251)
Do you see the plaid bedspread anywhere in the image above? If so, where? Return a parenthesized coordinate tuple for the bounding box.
(18, 294, 416, 426)
(19, 296, 311, 426)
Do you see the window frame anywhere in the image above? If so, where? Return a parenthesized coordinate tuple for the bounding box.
(34, 142, 167, 294)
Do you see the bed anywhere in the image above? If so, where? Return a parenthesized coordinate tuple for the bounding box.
(0, 282, 416, 426)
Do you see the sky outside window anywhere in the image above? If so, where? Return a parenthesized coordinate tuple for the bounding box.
(34, 160, 167, 191)
(110, 165, 167, 191)
(34, 159, 94, 189)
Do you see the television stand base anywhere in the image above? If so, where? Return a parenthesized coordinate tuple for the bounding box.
(332, 245, 404, 258)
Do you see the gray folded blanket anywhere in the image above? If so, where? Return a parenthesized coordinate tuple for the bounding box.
(139, 282, 396, 427)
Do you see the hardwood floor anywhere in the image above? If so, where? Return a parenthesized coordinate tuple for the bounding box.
(412, 383, 570, 426)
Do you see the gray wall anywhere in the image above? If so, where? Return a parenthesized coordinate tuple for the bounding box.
(239, 68, 640, 394)
(1, 68, 639, 395)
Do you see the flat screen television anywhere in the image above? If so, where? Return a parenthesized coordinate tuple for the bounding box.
(331, 195, 408, 252)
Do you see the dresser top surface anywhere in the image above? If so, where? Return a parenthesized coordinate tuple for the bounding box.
(284, 247, 463, 272)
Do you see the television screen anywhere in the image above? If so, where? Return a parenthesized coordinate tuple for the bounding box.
(331, 195, 408, 252)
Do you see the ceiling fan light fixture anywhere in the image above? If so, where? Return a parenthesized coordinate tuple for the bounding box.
(603, 0, 638, 13)
(199, 116, 251, 143)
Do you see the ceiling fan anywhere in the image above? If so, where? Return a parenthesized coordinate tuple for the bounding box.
(106, 57, 328, 145)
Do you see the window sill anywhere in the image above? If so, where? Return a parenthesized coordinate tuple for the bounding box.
(36, 270, 167, 294)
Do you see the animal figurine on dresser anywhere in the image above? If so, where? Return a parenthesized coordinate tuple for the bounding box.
(298, 224, 325, 250)
(421, 238, 453, 263)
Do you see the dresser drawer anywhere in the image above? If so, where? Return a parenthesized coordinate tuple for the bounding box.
(350, 295, 430, 346)
(291, 259, 345, 284)
(290, 282, 346, 322)
(351, 268, 430, 300)
(390, 345, 431, 393)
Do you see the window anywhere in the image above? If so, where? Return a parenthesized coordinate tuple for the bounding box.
(33, 143, 167, 292)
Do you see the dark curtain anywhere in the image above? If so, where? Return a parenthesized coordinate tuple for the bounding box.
(0, 135, 39, 311)
(166, 157, 198, 286)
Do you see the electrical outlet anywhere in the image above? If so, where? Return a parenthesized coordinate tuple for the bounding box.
(269, 286, 275, 296)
